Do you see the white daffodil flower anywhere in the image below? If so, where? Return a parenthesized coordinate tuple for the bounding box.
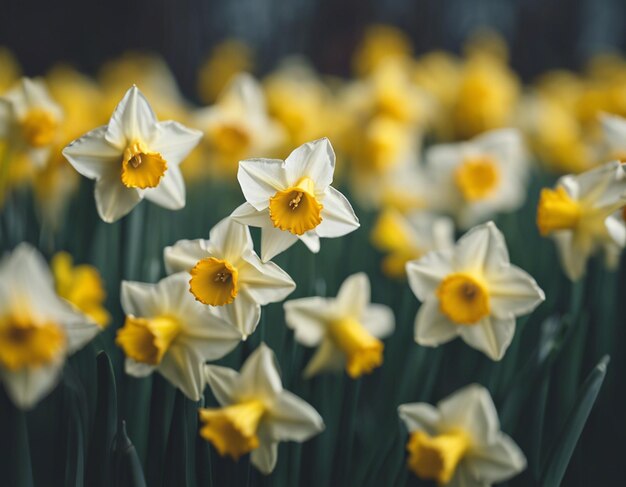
(283, 273, 394, 378)
(406, 221, 544, 361)
(164, 217, 295, 338)
(371, 208, 455, 279)
(201, 343, 324, 474)
(194, 73, 285, 175)
(0, 77, 63, 166)
(600, 113, 626, 161)
(0, 243, 100, 409)
(398, 384, 527, 486)
(426, 128, 528, 229)
(232, 138, 360, 262)
(537, 161, 626, 281)
(116, 273, 242, 401)
(62, 85, 202, 223)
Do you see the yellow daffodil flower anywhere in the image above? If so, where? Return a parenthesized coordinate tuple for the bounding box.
(536, 161, 626, 281)
(399, 384, 526, 485)
(232, 138, 359, 261)
(406, 222, 544, 360)
(62, 86, 202, 223)
(284, 273, 394, 378)
(164, 217, 295, 338)
(116, 273, 242, 401)
(0, 244, 100, 409)
(201, 343, 324, 473)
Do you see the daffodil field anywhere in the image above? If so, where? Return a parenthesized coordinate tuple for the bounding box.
(2, 26, 626, 486)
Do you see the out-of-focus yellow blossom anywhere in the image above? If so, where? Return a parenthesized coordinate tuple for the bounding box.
(451, 51, 520, 139)
(98, 52, 190, 122)
(192, 73, 285, 178)
(51, 252, 110, 328)
(198, 40, 253, 104)
(352, 24, 412, 77)
(0, 47, 21, 94)
(371, 209, 454, 279)
(264, 60, 336, 150)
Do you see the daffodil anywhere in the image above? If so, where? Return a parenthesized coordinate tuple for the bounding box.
(0, 77, 63, 167)
(62, 86, 202, 223)
(231, 138, 359, 261)
(371, 209, 454, 279)
(398, 384, 526, 486)
(426, 128, 528, 229)
(201, 343, 324, 473)
(0, 243, 100, 409)
(600, 113, 626, 162)
(283, 273, 394, 378)
(0, 47, 21, 95)
(536, 161, 626, 280)
(116, 273, 242, 401)
(406, 221, 544, 360)
(197, 40, 253, 104)
(193, 73, 285, 176)
(51, 252, 110, 328)
(164, 217, 295, 338)
(351, 24, 412, 77)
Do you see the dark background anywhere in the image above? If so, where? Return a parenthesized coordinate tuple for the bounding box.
(1, 0, 626, 98)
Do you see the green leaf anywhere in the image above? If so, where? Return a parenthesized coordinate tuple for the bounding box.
(86, 352, 118, 487)
(540, 355, 610, 487)
(113, 421, 147, 487)
(64, 392, 85, 487)
(0, 390, 34, 487)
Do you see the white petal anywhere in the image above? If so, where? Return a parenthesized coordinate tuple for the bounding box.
(105, 86, 157, 147)
(209, 292, 261, 338)
(397, 402, 440, 435)
(62, 126, 121, 179)
(237, 343, 283, 399)
(336, 273, 370, 316)
(466, 433, 527, 483)
(120, 280, 160, 317)
(261, 225, 299, 262)
(316, 187, 360, 238)
(266, 390, 324, 442)
(298, 231, 320, 254)
(552, 231, 588, 281)
(458, 316, 516, 361)
(455, 222, 509, 274)
(600, 113, 626, 152)
(208, 217, 253, 262)
(0, 358, 64, 410)
(125, 359, 155, 378)
(448, 465, 488, 487)
(142, 164, 185, 210)
(303, 338, 345, 378)
(605, 214, 626, 247)
(180, 315, 242, 361)
(406, 250, 454, 301)
(237, 158, 288, 210)
(250, 438, 278, 475)
(361, 303, 395, 339)
(158, 344, 205, 401)
(438, 384, 501, 446)
(284, 138, 335, 190)
(149, 120, 202, 166)
(230, 202, 270, 229)
(414, 299, 460, 347)
(283, 297, 331, 347)
(204, 364, 240, 406)
(94, 172, 142, 223)
(163, 239, 210, 274)
(238, 253, 295, 305)
(488, 266, 545, 319)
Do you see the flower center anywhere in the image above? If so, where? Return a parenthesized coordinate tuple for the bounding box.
(268, 177, 323, 235)
(406, 430, 470, 485)
(115, 315, 181, 365)
(454, 156, 500, 201)
(536, 187, 581, 236)
(51, 252, 110, 328)
(199, 399, 266, 460)
(189, 257, 239, 306)
(211, 123, 252, 157)
(0, 314, 67, 370)
(436, 273, 490, 325)
(328, 317, 384, 378)
(21, 108, 58, 148)
(121, 140, 168, 189)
